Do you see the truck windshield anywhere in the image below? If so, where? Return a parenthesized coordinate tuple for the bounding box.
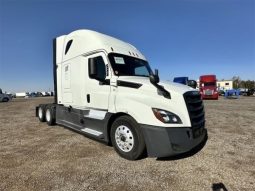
(108, 53, 152, 77)
(203, 82, 216, 86)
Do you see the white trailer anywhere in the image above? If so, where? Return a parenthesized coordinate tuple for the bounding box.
(15, 92, 28, 98)
(36, 30, 207, 160)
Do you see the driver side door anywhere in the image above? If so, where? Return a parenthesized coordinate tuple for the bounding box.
(85, 52, 111, 110)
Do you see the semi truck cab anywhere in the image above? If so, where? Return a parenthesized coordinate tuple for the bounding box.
(36, 30, 207, 160)
(199, 75, 219, 100)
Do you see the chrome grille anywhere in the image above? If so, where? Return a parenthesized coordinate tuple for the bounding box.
(183, 91, 205, 138)
(204, 89, 213, 95)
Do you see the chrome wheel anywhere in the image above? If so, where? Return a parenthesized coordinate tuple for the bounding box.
(39, 108, 43, 119)
(115, 125, 134, 152)
(46, 109, 51, 122)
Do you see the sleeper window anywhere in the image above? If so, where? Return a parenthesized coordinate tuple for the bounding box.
(65, 40, 73, 55)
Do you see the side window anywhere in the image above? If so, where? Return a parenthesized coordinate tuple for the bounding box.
(64, 64, 70, 88)
(65, 40, 73, 55)
(89, 56, 106, 80)
(135, 65, 150, 76)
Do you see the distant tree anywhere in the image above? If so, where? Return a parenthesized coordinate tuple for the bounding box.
(231, 76, 255, 89)
(239, 81, 246, 88)
(245, 80, 255, 89)
(232, 76, 241, 89)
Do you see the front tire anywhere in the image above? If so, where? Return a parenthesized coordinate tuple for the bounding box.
(110, 116, 145, 160)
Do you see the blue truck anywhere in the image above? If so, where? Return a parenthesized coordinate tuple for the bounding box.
(173, 77, 197, 89)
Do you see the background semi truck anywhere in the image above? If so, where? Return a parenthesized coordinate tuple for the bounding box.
(36, 30, 207, 160)
(199, 75, 219, 100)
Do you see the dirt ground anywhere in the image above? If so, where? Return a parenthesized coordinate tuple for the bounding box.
(0, 96, 254, 191)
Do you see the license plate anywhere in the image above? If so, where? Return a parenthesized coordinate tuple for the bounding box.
(205, 90, 213, 95)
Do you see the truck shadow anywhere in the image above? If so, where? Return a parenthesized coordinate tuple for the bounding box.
(211, 182, 228, 191)
(156, 134, 208, 161)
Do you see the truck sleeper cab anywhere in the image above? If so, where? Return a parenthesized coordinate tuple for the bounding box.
(36, 30, 207, 160)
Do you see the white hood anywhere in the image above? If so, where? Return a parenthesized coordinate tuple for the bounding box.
(115, 76, 195, 127)
(117, 76, 196, 95)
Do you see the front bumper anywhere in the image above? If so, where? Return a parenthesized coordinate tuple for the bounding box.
(201, 93, 218, 99)
(140, 124, 207, 158)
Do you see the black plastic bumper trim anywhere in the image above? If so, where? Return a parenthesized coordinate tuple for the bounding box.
(140, 124, 207, 158)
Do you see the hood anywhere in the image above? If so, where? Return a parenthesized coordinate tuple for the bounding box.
(117, 76, 196, 95)
(115, 76, 195, 127)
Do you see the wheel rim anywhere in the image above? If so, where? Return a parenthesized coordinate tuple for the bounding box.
(38, 108, 43, 119)
(46, 109, 51, 122)
(115, 125, 134, 152)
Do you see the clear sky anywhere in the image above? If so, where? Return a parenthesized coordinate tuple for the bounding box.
(0, 0, 254, 92)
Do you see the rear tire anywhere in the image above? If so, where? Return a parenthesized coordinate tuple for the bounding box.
(45, 106, 56, 126)
(110, 115, 145, 160)
(38, 106, 45, 122)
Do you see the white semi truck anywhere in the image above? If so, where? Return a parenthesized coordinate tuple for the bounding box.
(36, 30, 207, 160)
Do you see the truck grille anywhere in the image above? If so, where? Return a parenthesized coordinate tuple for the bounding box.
(183, 91, 205, 138)
(204, 89, 213, 95)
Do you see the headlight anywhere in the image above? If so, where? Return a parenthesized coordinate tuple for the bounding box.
(152, 108, 182, 124)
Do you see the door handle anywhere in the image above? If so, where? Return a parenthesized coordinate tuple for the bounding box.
(87, 94, 90, 103)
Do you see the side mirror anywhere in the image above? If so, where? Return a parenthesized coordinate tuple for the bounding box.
(88, 58, 97, 78)
(150, 69, 160, 84)
(188, 80, 197, 89)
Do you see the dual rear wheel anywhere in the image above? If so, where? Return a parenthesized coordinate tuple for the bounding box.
(38, 105, 55, 126)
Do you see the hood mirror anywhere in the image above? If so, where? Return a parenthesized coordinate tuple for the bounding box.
(149, 69, 171, 99)
(150, 69, 160, 84)
(188, 80, 197, 89)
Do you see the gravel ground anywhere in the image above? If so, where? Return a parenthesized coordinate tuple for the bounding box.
(0, 97, 254, 191)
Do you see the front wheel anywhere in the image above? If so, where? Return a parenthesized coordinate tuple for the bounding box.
(110, 116, 146, 160)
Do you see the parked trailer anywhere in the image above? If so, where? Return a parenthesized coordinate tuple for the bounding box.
(15, 92, 29, 98)
(36, 29, 207, 160)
